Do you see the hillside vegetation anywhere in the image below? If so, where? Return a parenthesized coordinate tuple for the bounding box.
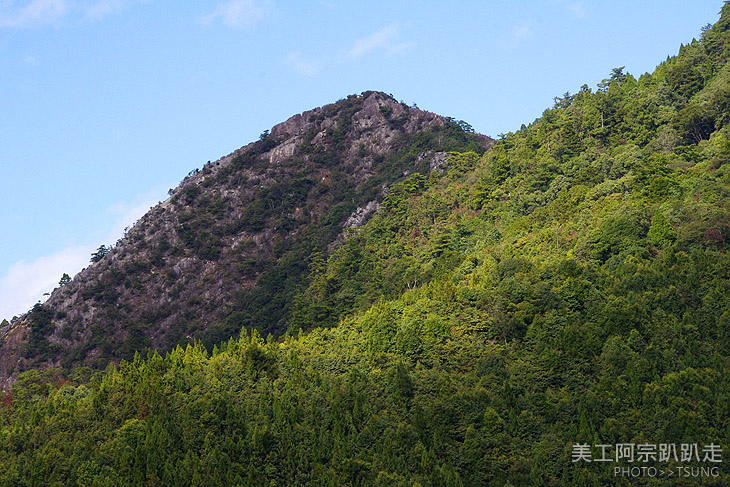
(0, 91, 489, 387)
(2, 4, 730, 486)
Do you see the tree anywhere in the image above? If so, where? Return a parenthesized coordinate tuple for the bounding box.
(672, 104, 715, 143)
(58, 273, 71, 287)
(598, 66, 626, 91)
(90, 245, 110, 263)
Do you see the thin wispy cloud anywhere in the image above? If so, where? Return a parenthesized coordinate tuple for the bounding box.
(0, 0, 69, 28)
(203, 0, 271, 29)
(513, 19, 538, 40)
(0, 0, 147, 28)
(284, 21, 413, 74)
(285, 50, 321, 76)
(565, 2, 586, 19)
(344, 22, 413, 60)
(104, 192, 161, 242)
(81, 0, 147, 21)
(547, 0, 586, 19)
(23, 55, 39, 66)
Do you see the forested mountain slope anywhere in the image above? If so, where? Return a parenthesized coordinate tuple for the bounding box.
(0, 91, 489, 389)
(2, 3, 730, 486)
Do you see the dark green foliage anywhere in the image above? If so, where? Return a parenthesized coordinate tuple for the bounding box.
(673, 103, 716, 143)
(58, 273, 71, 287)
(665, 41, 710, 100)
(175, 212, 223, 261)
(90, 245, 110, 263)
(238, 178, 315, 232)
(588, 210, 648, 261)
(181, 184, 201, 205)
(23, 304, 55, 358)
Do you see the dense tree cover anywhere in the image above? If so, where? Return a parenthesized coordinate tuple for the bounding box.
(3, 4, 730, 485)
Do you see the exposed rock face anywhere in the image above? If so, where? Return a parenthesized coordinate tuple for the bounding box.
(0, 324, 27, 390)
(0, 91, 493, 389)
(344, 200, 380, 229)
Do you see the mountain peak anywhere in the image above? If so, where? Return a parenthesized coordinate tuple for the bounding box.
(0, 91, 491, 389)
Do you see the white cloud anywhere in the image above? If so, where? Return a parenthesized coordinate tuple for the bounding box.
(0, 190, 163, 321)
(0, 245, 91, 321)
(344, 22, 414, 60)
(0, 0, 69, 28)
(203, 0, 270, 29)
(566, 2, 585, 19)
(284, 51, 321, 76)
(513, 19, 537, 40)
(23, 55, 39, 66)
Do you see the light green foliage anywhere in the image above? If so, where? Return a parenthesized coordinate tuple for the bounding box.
(647, 211, 677, 246)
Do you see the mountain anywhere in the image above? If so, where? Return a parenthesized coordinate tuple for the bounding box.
(2, 4, 730, 485)
(0, 91, 491, 389)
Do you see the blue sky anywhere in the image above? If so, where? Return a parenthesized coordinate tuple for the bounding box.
(0, 0, 724, 320)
